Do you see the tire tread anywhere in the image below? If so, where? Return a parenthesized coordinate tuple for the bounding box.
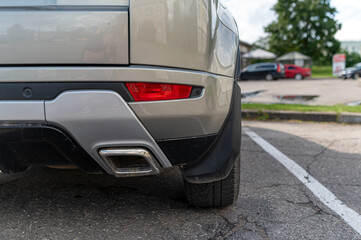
(184, 156, 240, 207)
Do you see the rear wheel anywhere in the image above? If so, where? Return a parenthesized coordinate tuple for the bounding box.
(295, 73, 303, 80)
(353, 73, 360, 80)
(184, 155, 240, 208)
(265, 74, 274, 81)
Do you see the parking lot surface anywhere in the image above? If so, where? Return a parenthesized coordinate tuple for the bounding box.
(239, 78, 361, 105)
(1, 121, 361, 239)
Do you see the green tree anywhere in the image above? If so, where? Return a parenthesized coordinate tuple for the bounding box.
(343, 51, 361, 67)
(265, 0, 342, 65)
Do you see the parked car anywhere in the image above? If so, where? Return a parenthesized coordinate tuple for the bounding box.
(240, 62, 285, 81)
(284, 64, 312, 80)
(0, 0, 241, 207)
(338, 63, 361, 79)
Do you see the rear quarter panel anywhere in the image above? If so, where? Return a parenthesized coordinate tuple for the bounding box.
(130, 0, 239, 77)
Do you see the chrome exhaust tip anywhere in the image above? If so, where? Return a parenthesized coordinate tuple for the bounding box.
(98, 148, 162, 177)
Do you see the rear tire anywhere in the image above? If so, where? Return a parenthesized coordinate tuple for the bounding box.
(353, 74, 359, 80)
(184, 155, 240, 208)
(295, 73, 303, 80)
(265, 74, 274, 81)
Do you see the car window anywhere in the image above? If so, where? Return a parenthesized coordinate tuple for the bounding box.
(256, 65, 275, 70)
(288, 66, 297, 70)
(246, 65, 257, 72)
(355, 63, 361, 69)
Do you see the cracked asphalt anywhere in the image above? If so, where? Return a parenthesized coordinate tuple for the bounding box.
(1, 121, 361, 239)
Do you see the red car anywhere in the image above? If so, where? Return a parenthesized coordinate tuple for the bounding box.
(284, 64, 312, 80)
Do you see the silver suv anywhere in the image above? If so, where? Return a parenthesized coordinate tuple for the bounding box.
(0, 0, 241, 207)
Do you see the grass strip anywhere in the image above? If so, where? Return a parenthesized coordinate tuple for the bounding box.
(311, 65, 334, 78)
(242, 103, 361, 114)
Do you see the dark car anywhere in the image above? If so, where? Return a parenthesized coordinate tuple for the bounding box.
(284, 64, 312, 80)
(240, 62, 285, 81)
(338, 63, 361, 79)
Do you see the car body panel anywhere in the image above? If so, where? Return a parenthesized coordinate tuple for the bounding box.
(0, 66, 232, 140)
(216, 0, 238, 34)
(0, 0, 129, 6)
(130, 75, 233, 139)
(130, 0, 238, 77)
(0, 9, 129, 65)
(45, 90, 172, 173)
(0, 0, 241, 186)
(284, 64, 311, 78)
(338, 63, 361, 79)
(0, 101, 45, 122)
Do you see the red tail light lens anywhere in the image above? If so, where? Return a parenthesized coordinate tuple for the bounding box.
(125, 83, 193, 102)
(277, 64, 281, 72)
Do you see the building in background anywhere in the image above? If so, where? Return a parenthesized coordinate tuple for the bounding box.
(239, 40, 252, 69)
(341, 41, 361, 55)
(253, 36, 270, 51)
(277, 51, 312, 68)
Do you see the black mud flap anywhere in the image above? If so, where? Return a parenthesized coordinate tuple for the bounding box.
(181, 82, 241, 184)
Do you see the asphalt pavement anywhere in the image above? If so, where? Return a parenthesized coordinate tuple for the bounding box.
(1, 121, 361, 239)
(239, 78, 361, 105)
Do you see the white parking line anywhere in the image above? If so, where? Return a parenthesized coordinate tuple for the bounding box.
(244, 127, 361, 235)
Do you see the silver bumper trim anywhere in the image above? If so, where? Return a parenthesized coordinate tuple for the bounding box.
(0, 101, 45, 122)
(44, 90, 172, 174)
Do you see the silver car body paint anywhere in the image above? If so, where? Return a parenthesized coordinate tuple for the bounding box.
(216, 1, 238, 35)
(0, 0, 129, 6)
(0, 66, 233, 139)
(129, 76, 234, 139)
(0, 101, 45, 122)
(0, 0, 239, 175)
(45, 91, 172, 173)
(0, 10, 129, 65)
(130, 0, 239, 77)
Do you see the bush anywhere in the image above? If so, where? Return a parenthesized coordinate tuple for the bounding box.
(311, 65, 333, 78)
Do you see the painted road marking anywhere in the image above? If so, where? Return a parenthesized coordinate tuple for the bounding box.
(244, 127, 361, 235)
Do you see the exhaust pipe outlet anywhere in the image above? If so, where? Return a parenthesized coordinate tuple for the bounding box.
(98, 148, 163, 177)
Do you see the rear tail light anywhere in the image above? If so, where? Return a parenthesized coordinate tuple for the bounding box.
(277, 64, 281, 73)
(125, 83, 193, 102)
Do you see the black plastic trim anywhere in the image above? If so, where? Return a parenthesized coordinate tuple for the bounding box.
(0, 124, 104, 174)
(190, 87, 203, 98)
(0, 82, 134, 101)
(181, 82, 241, 184)
(0, 82, 203, 101)
(157, 134, 217, 166)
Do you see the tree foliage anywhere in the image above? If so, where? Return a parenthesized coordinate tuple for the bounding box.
(343, 51, 361, 67)
(265, 0, 342, 64)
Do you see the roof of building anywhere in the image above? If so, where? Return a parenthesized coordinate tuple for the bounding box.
(239, 40, 252, 48)
(242, 49, 276, 59)
(277, 51, 311, 61)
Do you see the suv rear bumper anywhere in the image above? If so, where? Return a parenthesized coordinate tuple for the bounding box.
(0, 89, 172, 175)
(0, 66, 234, 139)
(0, 66, 239, 183)
(0, 83, 240, 184)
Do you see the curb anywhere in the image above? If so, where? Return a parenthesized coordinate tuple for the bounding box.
(242, 110, 361, 124)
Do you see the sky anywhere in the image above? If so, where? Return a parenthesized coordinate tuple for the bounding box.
(225, 0, 361, 44)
